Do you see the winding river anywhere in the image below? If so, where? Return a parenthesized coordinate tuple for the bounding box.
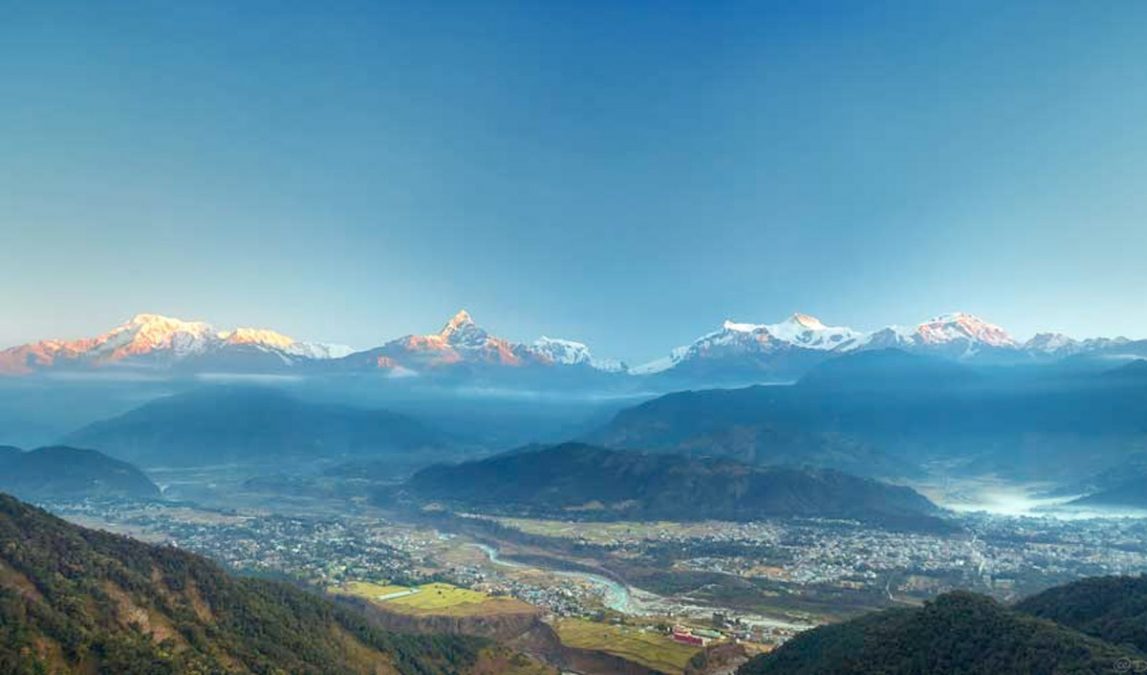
(468, 543, 635, 613)
(468, 542, 810, 631)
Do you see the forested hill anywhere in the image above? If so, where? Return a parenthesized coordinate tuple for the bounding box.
(404, 442, 943, 529)
(738, 587, 1142, 674)
(0, 446, 159, 500)
(0, 492, 490, 674)
(1016, 575, 1147, 653)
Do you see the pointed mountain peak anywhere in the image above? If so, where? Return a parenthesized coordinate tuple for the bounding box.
(440, 309, 476, 336)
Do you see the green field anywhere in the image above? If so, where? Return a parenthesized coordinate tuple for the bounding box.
(333, 580, 535, 617)
(332, 580, 413, 599)
(386, 582, 490, 610)
(553, 618, 702, 674)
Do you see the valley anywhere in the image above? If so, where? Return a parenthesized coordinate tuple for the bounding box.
(10, 5, 1147, 671)
(37, 467, 1147, 674)
(5, 317, 1147, 673)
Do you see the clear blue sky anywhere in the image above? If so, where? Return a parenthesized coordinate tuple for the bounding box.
(3, 0, 1146, 362)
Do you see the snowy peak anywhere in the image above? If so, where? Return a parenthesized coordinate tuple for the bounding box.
(531, 336, 592, 365)
(709, 313, 861, 351)
(766, 313, 862, 350)
(0, 314, 347, 375)
(914, 312, 1017, 348)
(636, 311, 1035, 376)
(1024, 332, 1080, 355)
(787, 313, 827, 330)
(633, 313, 862, 376)
(221, 327, 297, 351)
(440, 310, 476, 337)
(367, 312, 626, 373)
(112, 313, 215, 357)
(530, 336, 628, 373)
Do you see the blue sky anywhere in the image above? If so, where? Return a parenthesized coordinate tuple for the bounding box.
(2, 0, 1147, 362)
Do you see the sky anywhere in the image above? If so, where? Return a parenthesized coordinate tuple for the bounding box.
(2, 0, 1147, 363)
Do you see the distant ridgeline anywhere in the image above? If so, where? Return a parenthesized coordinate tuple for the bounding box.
(0, 492, 512, 674)
(739, 575, 1147, 674)
(398, 442, 946, 531)
(0, 445, 159, 500)
(64, 386, 453, 467)
(592, 349, 1147, 483)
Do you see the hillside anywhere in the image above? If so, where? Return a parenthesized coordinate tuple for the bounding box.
(0, 492, 496, 674)
(65, 386, 451, 467)
(1016, 575, 1147, 653)
(738, 591, 1138, 674)
(0, 446, 159, 500)
(593, 349, 1147, 481)
(403, 443, 943, 529)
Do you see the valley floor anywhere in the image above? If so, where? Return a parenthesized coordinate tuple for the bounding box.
(37, 468, 1147, 674)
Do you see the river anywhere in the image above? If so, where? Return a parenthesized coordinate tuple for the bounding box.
(468, 543, 635, 613)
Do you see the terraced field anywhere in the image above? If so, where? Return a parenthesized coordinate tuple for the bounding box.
(553, 618, 702, 673)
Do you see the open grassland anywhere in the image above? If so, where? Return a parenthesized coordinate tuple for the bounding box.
(553, 618, 701, 674)
(334, 580, 536, 617)
(387, 582, 489, 610)
(331, 580, 414, 599)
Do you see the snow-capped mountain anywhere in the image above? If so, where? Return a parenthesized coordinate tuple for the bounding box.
(2, 308, 1142, 384)
(851, 312, 1018, 359)
(632, 310, 1139, 381)
(632, 313, 859, 379)
(531, 337, 627, 373)
(0, 314, 349, 375)
(334, 310, 627, 377)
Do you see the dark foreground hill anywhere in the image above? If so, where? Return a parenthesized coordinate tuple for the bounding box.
(739, 589, 1139, 675)
(403, 443, 943, 529)
(0, 492, 496, 674)
(0, 446, 159, 500)
(65, 386, 451, 467)
(1016, 575, 1147, 654)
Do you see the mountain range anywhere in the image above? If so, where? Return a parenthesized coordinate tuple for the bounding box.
(2, 310, 1144, 386)
(64, 386, 453, 467)
(591, 349, 1147, 482)
(0, 313, 351, 376)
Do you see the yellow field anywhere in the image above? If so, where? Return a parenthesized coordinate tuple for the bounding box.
(553, 618, 701, 674)
(332, 581, 536, 617)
